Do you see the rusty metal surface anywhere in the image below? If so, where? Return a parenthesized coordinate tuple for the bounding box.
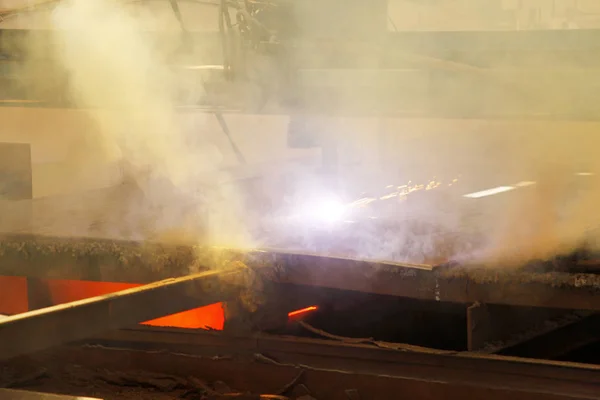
(31, 327, 600, 400)
(0, 267, 247, 361)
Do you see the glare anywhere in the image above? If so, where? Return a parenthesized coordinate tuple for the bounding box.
(295, 196, 347, 224)
(312, 198, 346, 222)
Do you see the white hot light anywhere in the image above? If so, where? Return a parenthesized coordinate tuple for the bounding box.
(311, 197, 346, 223)
(295, 196, 347, 224)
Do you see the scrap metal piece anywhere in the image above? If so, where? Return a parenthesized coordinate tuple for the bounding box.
(0, 266, 248, 361)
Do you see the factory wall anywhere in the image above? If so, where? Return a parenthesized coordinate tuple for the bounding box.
(0, 107, 319, 199)
(2, 0, 600, 212)
(3, 0, 600, 32)
(388, 0, 600, 31)
(2, 105, 599, 196)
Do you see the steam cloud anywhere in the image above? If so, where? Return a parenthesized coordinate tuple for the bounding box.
(37, 0, 252, 246)
(4, 0, 600, 269)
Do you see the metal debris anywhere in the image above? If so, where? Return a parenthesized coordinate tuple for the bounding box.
(297, 321, 455, 355)
(277, 370, 305, 396)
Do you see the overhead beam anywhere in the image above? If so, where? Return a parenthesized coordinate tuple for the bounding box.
(0, 267, 248, 361)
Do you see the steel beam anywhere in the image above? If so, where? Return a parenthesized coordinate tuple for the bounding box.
(0, 267, 248, 361)
(2, 235, 600, 311)
(256, 251, 600, 311)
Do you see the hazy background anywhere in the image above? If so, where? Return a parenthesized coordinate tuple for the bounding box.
(1, 0, 600, 267)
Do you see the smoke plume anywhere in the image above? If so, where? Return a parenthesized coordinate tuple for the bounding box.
(40, 0, 250, 246)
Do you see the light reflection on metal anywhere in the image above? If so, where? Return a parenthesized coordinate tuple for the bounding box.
(464, 186, 515, 198)
(464, 180, 537, 198)
(179, 65, 225, 70)
(576, 172, 595, 176)
(515, 181, 536, 187)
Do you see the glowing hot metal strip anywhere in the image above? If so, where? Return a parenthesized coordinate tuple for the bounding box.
(288, 306, 318, 318)
(0, 388, 103, 400)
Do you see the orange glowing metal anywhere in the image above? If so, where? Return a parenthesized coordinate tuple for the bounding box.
(0, 276, 28, 314)
(288, 306, 318, 318)
(0, 277, 225, 330)
(44, 279, 225, 330)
